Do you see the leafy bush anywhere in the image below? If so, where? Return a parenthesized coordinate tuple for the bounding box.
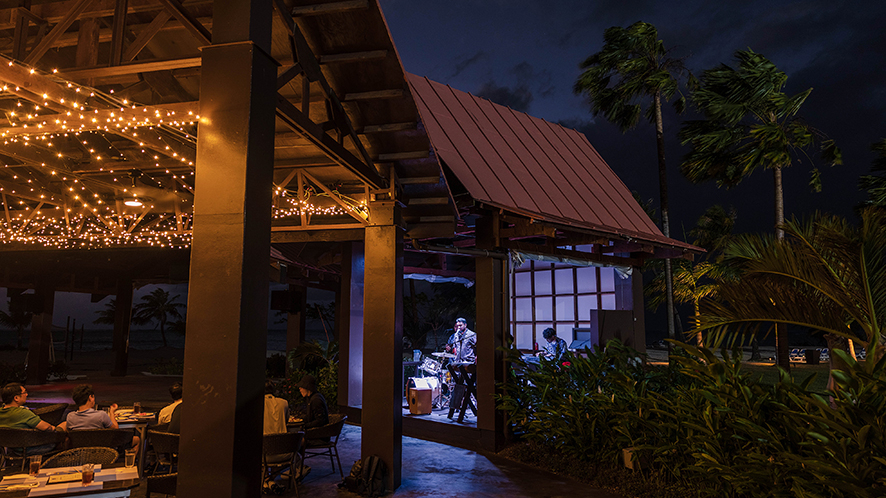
(266, 354, 286, 378)
(148, 357, 184, 375)
(497, 339, 886, 497)
(279, 340, 338, 410)
(0, 362, 26, 385)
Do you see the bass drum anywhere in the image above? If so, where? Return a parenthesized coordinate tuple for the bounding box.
(411, 376, 442, 402)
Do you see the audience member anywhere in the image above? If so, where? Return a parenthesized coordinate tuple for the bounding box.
(0, 383, 64, 455)
(157, 382, 183, 425)
(66, 384, 140, 454)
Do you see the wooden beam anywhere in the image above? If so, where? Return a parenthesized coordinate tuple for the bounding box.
(290, 0, 368, 17)
(122, 10, 172, 62)
(0, 101, 200, 137)
(361, 122, 415, 133)
(270, 227, 364, 243)
(500, 224, 556, 239)
(275, 95, 383, 189)
(319, 50, 387, 64)
(603, 241, 655, 254)
(59, 57, 202, 80)
(404, 222, 455, 239)
(406, 197, 448, 206)
(501, 240, 643, 267)
(376, 151, 428, 161)
(403, 266, 474, 279)
(157, 0, 211, 46)
(343, 89, 404, 101)
(109, 0, 129, 66)
(399, 176, 439, 185)
(1, 192, 10, 222)
(24, 0, 96, 65)
(271, 223, 365, 232)
(301, 170, 368, 225)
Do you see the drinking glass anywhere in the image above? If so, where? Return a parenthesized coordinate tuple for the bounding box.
(124, 448, 137, 468)
(81, 463, 94, 485)
(28, 455, 41, 476)
(132, 402, 141, 414)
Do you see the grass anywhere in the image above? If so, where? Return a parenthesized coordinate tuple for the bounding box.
(740, 361, 830, 393)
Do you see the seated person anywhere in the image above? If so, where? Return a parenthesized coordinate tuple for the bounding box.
(157, 382, 182, 425)
(0, 383, 65, 455)
(263, 380, 289, 435)
(537, 327, 568, 362)
(66, 384, 140, 454)
(166, 403, 182, 435)
(297, 375, 328, 431)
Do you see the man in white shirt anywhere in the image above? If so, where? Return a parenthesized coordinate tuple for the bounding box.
(263, 380, 289, 435)
(157, 383, 182, 425)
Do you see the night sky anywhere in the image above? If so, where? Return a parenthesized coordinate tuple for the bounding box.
(381, 0, 886, 237)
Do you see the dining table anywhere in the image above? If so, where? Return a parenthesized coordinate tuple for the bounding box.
(0, 465, 139, 497)
(113, 409, 154, 477)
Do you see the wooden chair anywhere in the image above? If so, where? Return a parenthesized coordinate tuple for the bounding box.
(41, 447, 118, 468)
(146, 430, 179, 475)
(262, 431, 304, 495)
(303, 414, 347, 477)
(67, 428, 134, 456)
(146, 472, 177, 497)
(0, 428, 66, 471)
(31, 403, 69, 426)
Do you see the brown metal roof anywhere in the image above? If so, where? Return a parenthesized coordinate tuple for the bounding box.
(407, 74, 696, 251)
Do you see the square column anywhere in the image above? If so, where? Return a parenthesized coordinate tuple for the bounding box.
(337, 242, 365, 409)
(362, 201, 403, 489)
(178, 2, 276, 496)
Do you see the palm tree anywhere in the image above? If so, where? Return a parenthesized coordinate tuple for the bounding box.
(93, 299, 117, 326)
(132, 289, 185, 347)
(858, 138, 886, 208)
(646, 205, 738, 347)
(574, 21, 691, 345)
(0, 297, 32, 349)
(694, 208, 885, 369)
(679, 49, 842, 369)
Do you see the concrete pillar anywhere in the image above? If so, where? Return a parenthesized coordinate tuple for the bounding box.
(285, 284, 307, 361)
(178, 1, 276, 496)
(26, 284, 55, 385)
(337, 242, 364, 409)
(111, 278, 133, 377)
(475, 214, 508, 451)
(361, 201, 403, 488)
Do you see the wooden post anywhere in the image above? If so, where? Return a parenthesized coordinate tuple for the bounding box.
(111, 278, 133, 376)
(337, 242, 365, 411)
(284, 284, 307, 368)
(178, 1, 276, 497)
(362, 201, 403, 488)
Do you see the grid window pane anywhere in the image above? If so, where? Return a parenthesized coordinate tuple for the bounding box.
(515, 297, 533, 321)
(515, 324, 533, 350)
(534, 270, 552, 295)
(577, 295, 597, 320)
(554, 269, 574, 294)
(534, 297, 553, 321)
(601, 293, 616, 309)
(556, 296, 575, 321)
(600, 268, 615, 292)
(576, 267, 597, 293)
(555, 323, 574, 341)
(514, 272, 532, 296)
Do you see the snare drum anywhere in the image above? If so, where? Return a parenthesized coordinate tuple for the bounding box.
(420, 357, 442, 375)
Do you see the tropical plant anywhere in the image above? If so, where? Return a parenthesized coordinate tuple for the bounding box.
(93, 298, 117, 326)
(680, 49, 842, 369)
(0, 297, 32, 349)
(131, 288, 185, 347)
(281, 340, 339, 409)
(858, 138, 886, 208)
(574, 21, 691, 345)
(694, 209, 885, 362)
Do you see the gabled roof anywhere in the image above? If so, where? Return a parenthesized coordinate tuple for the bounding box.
(407, 74, 696, 251)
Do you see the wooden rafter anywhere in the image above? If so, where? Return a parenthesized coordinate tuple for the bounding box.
(157, 0, 211, 46)
(24, 0, 96, 65)
(290, 0, 368, 17)
(301, 170, 368, 225)
(122, 11, 173, 62)
(0, 101, 200, 137)
(319, 50, 387, 64)
(109, 0, 129, 66)
(60, 57, 201, 80)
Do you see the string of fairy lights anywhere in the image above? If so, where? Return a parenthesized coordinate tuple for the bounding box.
(0, 56, 369, 249)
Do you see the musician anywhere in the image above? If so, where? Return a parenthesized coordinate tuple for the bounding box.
(537, 327, 568, 362)
(445, 317, 477, 363)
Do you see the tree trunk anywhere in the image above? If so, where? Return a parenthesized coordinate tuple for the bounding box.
(160, 316, 168, 347)
(654, 92, 676, 348)
(773, 166, 790, 371)
(694, 301, 703, 347)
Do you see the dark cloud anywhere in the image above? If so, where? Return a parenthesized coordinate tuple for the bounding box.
(450, 51, 488, 78)
(475, 81, 533, 113)
(511, 61, 555, 98)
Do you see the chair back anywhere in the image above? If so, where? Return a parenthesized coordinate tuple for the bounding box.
(68, 429, 133, 450)
(0, 427, 66, 450)
(262, 431, 304, 457)
(147, 430, 179, 455)
(146, 473, 177, 497)
(304, 414, 346, 440)
(41, 447, 118, 468)
(31, 404, 69, 426)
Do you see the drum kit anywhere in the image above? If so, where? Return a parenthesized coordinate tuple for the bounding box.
(417, 351, 457, 408)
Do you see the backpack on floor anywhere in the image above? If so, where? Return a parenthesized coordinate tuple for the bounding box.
(339, 458, 364, 493)
(357, 455, 387, 497)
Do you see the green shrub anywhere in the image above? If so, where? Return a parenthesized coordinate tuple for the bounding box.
(148, 357, 184, 375)
(497, 339, 886, 497)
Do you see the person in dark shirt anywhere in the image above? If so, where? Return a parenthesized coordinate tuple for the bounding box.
(297, 375, 328, 430)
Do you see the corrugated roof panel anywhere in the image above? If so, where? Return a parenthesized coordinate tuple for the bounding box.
(406, 73, 691, 249)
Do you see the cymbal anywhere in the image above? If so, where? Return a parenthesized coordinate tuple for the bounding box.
(432, 352, 456, 358)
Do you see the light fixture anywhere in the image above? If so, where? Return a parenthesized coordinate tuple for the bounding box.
(124, 198, 143, 207)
